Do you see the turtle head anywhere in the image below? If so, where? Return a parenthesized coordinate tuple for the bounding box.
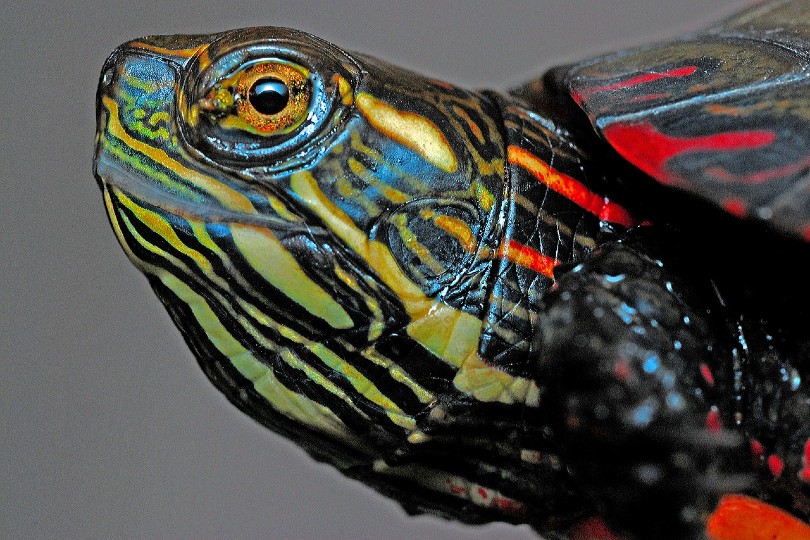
(94, 28, 510, 457)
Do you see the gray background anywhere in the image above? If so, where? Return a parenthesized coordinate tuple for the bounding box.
(2, 0, 744, 538)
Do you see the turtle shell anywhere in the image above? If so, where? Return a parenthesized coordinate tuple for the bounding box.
(560, 0, 810, 242)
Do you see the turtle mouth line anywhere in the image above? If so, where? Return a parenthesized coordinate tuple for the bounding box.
(94, 155, 304, 230)
(94, 154, 224, 220)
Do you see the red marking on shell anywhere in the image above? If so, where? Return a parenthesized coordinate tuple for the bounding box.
(706, 154, 810, 185)
(577, 65, 698, 97)
(448, 483, 466, 495)
(768, 454, 785, 478)
(699, 363, 715, 387)
(507, 145, 635, 227)
(568, 515, 624, 540)
(706, 406, 722, 434)
(477, 486, 488, 499)
(800, 439, 810, 483)
(722, 198, 747, 218)
(628, 92, 670, 103)
(803, 224, 810, 242)
(707, 494, 810, 540)
(750, 439, 765, 461)
(601, 122, 776, 185)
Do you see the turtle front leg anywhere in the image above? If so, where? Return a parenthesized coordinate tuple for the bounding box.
(535, 232, 751, 539)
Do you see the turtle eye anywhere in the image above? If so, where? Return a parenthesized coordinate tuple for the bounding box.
(233, 62, 311, 135)
(185, 47, 356, 164)
(248, 78, 289, 115)
(196, 60, 312, 138)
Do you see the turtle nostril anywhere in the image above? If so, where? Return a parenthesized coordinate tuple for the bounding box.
(99, 47, 126, 90)
(101, 66, 115, 87)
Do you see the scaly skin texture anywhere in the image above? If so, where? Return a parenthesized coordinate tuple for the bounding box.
(94, 5, 810, 538)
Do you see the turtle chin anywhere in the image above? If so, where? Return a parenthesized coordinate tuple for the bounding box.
(96, 155, 382, 468)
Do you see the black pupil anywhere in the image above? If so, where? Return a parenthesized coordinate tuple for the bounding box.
(248, 78, 290, 115)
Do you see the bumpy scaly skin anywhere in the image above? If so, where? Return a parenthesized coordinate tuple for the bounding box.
(94, 4, 810, 539)
(537, 231, 746, 538)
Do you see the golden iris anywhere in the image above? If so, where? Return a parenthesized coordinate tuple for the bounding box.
(206, 61, 311, 136)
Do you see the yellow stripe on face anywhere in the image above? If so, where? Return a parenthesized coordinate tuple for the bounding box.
(102, 96, 256, 214)
(129, 41, 206, 59)
(361, 346, 434, 404)
(266, 193, 302, 222)
(159, 272, 358, 445)
(269, 318, 414, 430)
(116, 190, 217, 276)
(356, 92, 458, 173)
(291, 171, 539, 405)
(105, 188, 378, 444)
(334, 74, 354, 106)
(334, 265, 386, 341)
(104, 186, 141, 263)
(119, 206, 404, 428)
(292, 171, 433, 307)
(229, 223, 354, 330)
(306, 342, 416, 430)
(148, 111, 172, 126)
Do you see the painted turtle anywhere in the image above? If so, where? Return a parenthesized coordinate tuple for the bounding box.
(93, 1, 810, 538)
